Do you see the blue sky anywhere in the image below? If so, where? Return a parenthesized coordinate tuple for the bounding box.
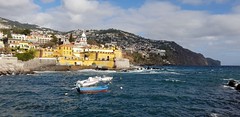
(1, 0, 240, 65)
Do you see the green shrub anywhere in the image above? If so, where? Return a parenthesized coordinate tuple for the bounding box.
(15, 50, 35, 61)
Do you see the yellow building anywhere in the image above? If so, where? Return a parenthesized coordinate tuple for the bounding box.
(35, 31, 127, 68)
(114, 49, 123, 59)
(37, 48, 58, 58)
(57, 44, 73, 57)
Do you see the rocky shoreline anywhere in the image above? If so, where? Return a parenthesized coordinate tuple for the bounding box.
(0, 63, 34, 76)
(0, 64, 131, 76)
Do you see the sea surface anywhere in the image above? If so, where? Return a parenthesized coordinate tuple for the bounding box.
(0, 66, 240, 117)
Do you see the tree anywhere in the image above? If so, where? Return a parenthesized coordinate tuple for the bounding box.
(50, 34, 58, 44)
(7, 31, 12, 38)
(22, 29, 31, 35)
(3, 37, 8, 44)
(69, 33, 75, 42)
(12, 28, 31, 35)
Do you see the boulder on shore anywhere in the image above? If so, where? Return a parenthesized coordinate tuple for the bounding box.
(236, 84, 240, 91)
(227, 80, 240, 91)
(228, 80, 238, 87)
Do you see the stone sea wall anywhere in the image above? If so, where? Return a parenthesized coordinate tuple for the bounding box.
(0, 57, 57, 76)
(23, 58, 57, 70)
(0, 57, 130, 75)
(115, 58, 130, 69)
(0, 63, 33, 75)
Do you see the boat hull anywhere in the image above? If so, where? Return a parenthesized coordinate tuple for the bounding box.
(77, 85, 108, 94)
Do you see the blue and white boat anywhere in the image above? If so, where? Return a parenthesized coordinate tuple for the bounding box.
(76, 85, 108, 94)
(76, 76, 113, 87)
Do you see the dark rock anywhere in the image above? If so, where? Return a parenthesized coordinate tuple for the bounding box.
(228, 80, 237, 87)
(236, 84, 240, 91)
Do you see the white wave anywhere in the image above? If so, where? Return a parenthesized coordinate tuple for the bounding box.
(210, 113, 220, 117)
(154, 71, 182, 75)
(168, 71, 182, 75)
(223, 85, 235, 90)
(130, 70, 144, 73)
(125, 69, 182, 75)
(77, 69, 96, 72)
(33, 71, 63, 74)
(164, 79, 185, 83)
(223, 85, 228, 88)
(223, 78, 234, 81)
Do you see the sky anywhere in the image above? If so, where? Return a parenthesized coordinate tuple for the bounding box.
(0, 0, 240, 65)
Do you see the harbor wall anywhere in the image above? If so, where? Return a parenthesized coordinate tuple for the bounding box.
(0, 57, 30, 75)
(0, 57, 57, 75)
(23, 58, 57, 70)
(115, 58, 130, 68)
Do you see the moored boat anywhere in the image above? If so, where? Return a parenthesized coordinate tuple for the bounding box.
(100, 76, 113, 82)
(76, 76, 100, 87)
(76, 75, 113, 87)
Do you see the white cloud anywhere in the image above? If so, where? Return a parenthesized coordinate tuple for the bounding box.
(180, 0, 204, 5)
(179, 0, 229, 5)
(0, 0, 39, 22)
(63, 0, 99, 13)
(31, 13, 54, 28)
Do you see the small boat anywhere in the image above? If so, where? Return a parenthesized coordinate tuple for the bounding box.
(99, 76, 113, 82)
(76, 76, 100, 87)
(76, 75, 113, 87)
(76, 85, 108, 94)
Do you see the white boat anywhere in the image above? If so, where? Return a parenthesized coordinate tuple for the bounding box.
(100, 76, 113, 82)
(76, 76, 113, 87)
(76, 76, 100, 87)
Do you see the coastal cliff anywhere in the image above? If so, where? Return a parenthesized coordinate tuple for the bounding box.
(85, 29, 221, 66)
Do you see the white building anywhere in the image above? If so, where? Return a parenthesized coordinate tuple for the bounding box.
(0, 31, 5, 39)
(150, 49, 166, 56)
(72, 46, 85, 58)
(0, 41, 4, 48)
(85, 48, 114, 53)
(8, 40, 35, 50)
(0, 32, 2, 39)
(12, 34, 26, 41)
(38, 35, 52, 44)
(74, 31, 88, 47)
(26, 35, 38, 43)
(26, 34, 52, 44)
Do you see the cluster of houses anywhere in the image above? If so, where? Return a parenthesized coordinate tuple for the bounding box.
(0, 29, 129, 68)
(0, 30, 55, 50)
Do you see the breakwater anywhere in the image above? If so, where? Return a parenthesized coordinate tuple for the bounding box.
(0, 57, 56, 76)
(0, 63, 33, 76)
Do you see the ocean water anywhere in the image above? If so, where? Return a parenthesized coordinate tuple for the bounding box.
(0, 66, 240, 117)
